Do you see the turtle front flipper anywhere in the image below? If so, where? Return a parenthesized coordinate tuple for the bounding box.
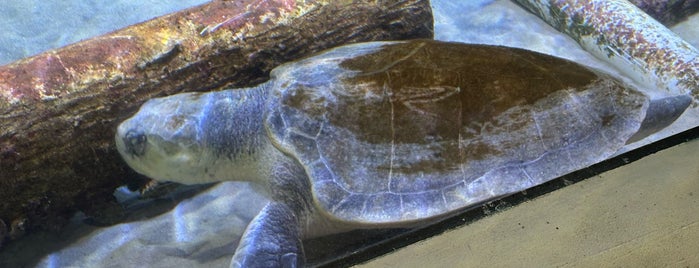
(231, 202, 304, 268)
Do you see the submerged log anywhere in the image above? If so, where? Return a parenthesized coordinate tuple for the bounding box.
(0, 0, 433, 245)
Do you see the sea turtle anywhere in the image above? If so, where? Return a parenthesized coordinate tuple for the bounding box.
(115, 39, 690, 267)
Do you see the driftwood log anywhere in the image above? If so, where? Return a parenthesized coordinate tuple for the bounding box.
(0, 0, 433, 246)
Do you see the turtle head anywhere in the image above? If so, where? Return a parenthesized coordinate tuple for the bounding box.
(116, 92, 212, 184)
(116, 87, 270, 185)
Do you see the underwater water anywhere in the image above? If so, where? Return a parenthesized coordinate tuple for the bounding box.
(0, 0, 208, 65)
(0, 0, 698, 267)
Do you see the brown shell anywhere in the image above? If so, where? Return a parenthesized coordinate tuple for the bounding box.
(265, 40, 648, 224)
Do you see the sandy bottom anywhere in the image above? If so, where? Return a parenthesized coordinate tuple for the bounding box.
(359, 137, 699, 267)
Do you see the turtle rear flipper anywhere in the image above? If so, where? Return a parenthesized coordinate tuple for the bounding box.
(627, 94, 692, 143)
(232, 202, 304, 268)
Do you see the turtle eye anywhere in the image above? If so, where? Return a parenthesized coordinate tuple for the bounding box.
(123, 129, 147, 157)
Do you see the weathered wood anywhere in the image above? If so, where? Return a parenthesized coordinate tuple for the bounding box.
(0, 0, 433, 245)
